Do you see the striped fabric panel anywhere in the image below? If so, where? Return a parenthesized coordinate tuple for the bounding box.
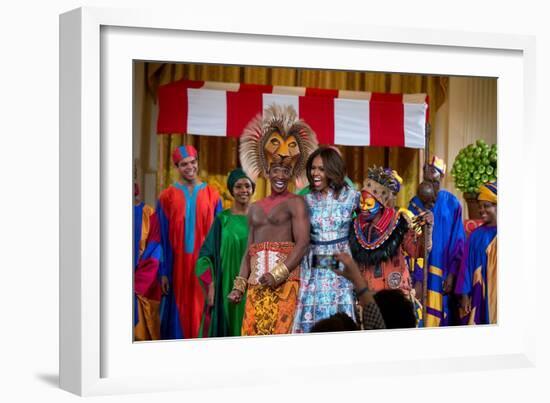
(156, 80, 428, 148)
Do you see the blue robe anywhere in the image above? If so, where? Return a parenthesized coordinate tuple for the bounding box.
(409, 189, 465, 326)
(455, 225, 497, 325)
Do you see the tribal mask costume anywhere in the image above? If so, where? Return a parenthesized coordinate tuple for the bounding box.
(350, 166, 413, 267)
(239, 104, 318, 184)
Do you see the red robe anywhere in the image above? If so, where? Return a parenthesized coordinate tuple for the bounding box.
(157, 182, 222, 339)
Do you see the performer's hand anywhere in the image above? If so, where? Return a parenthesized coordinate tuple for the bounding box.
(258, 273, 276, 288)
(161, 275, 170, 295)
(227, 289, 243, 304)
(413, 211, 434, 227)
(333, 253, 363, 287)
(460, 294, 471, 314)
(207, 283, 215, 307)
(443, 273, 455, 294)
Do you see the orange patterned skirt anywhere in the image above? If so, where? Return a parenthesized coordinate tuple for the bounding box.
(241, 242, 299, 336)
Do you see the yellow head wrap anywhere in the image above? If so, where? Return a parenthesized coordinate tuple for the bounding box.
(477, 181, 497, 204)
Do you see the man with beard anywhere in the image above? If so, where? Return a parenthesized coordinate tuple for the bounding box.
(157, 145, 223, 339)
(227, 104, 317, 335)
(408, 156, 465, 326)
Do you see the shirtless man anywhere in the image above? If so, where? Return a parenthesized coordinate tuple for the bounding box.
(227, 104, 318, 335)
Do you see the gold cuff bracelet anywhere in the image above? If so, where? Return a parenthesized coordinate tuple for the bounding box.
(232, 276, 248, 293)
(269, 262, 290, 287)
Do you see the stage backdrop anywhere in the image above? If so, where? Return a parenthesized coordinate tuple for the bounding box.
(134, 63, 449, 209)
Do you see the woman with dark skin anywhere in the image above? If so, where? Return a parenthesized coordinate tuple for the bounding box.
(195, 168, 255, 337)
(455, 182, 497, 324)
(292, 147, 360, 333)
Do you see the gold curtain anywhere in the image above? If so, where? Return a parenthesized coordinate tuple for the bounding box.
(136, 62, 447, 209)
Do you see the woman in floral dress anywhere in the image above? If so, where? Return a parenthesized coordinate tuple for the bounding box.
(292, 147, 360, 333)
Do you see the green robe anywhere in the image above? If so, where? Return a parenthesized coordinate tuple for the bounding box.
(196, 209, 249, 337)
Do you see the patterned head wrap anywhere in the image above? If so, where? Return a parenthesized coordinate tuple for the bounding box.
(227, 168, 255, 196)
(478, 181, 497, 204)
(428, 155, 447, 176)
(172, 145, 198, 165)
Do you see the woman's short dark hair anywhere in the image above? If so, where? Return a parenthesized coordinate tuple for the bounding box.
(305, 146, 347, 195)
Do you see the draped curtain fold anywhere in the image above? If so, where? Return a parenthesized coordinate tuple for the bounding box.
(435, 76, 497, 217)
(135, 62, 448, 208)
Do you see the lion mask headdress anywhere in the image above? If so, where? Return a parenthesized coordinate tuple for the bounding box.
(239, 104, 318, 183)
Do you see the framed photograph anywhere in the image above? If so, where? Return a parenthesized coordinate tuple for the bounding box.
(60, 6, 536, 396)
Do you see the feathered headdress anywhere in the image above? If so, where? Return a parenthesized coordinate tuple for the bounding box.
(239, 104, 318, 183)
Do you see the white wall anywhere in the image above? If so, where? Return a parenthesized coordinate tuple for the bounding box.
(435, 76, 498, 217)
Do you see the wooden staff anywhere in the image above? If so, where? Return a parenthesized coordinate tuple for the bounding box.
(421, 122, 431, 326)
(422, 221, 429, 326)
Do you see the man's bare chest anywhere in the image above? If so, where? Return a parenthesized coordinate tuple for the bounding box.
(251, 201, 292, 227)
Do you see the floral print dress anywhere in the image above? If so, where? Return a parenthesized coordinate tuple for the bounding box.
(292, 186, 360, 333)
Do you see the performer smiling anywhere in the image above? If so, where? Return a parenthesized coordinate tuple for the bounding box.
(157, 145, 222, 340)
(227, 104, 317, 335)
(292, 147, 360, 333)
(455, 181, 497, 325)
(195, 168, 255, 337)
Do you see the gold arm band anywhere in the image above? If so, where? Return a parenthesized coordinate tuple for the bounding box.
(269, 262, 290, 287)
(232, 276, 248, 293)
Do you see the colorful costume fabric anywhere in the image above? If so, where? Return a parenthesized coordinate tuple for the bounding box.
(350, 211, 417, 293)
(133, 202, 162, 341)
(454, 225, 497, 324)
(157, 182, 222, 339)
(349, 166, 422, 295)
(408, 189, 465, 326)
(241, 242, 300, 335)
(195, 209, 249, 337)
(292, 186, 360, 333)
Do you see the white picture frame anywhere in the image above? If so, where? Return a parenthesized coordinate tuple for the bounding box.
(60, 6, 537, 397)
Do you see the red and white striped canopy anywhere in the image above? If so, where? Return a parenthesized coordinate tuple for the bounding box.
(157, 80, 428, 148)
